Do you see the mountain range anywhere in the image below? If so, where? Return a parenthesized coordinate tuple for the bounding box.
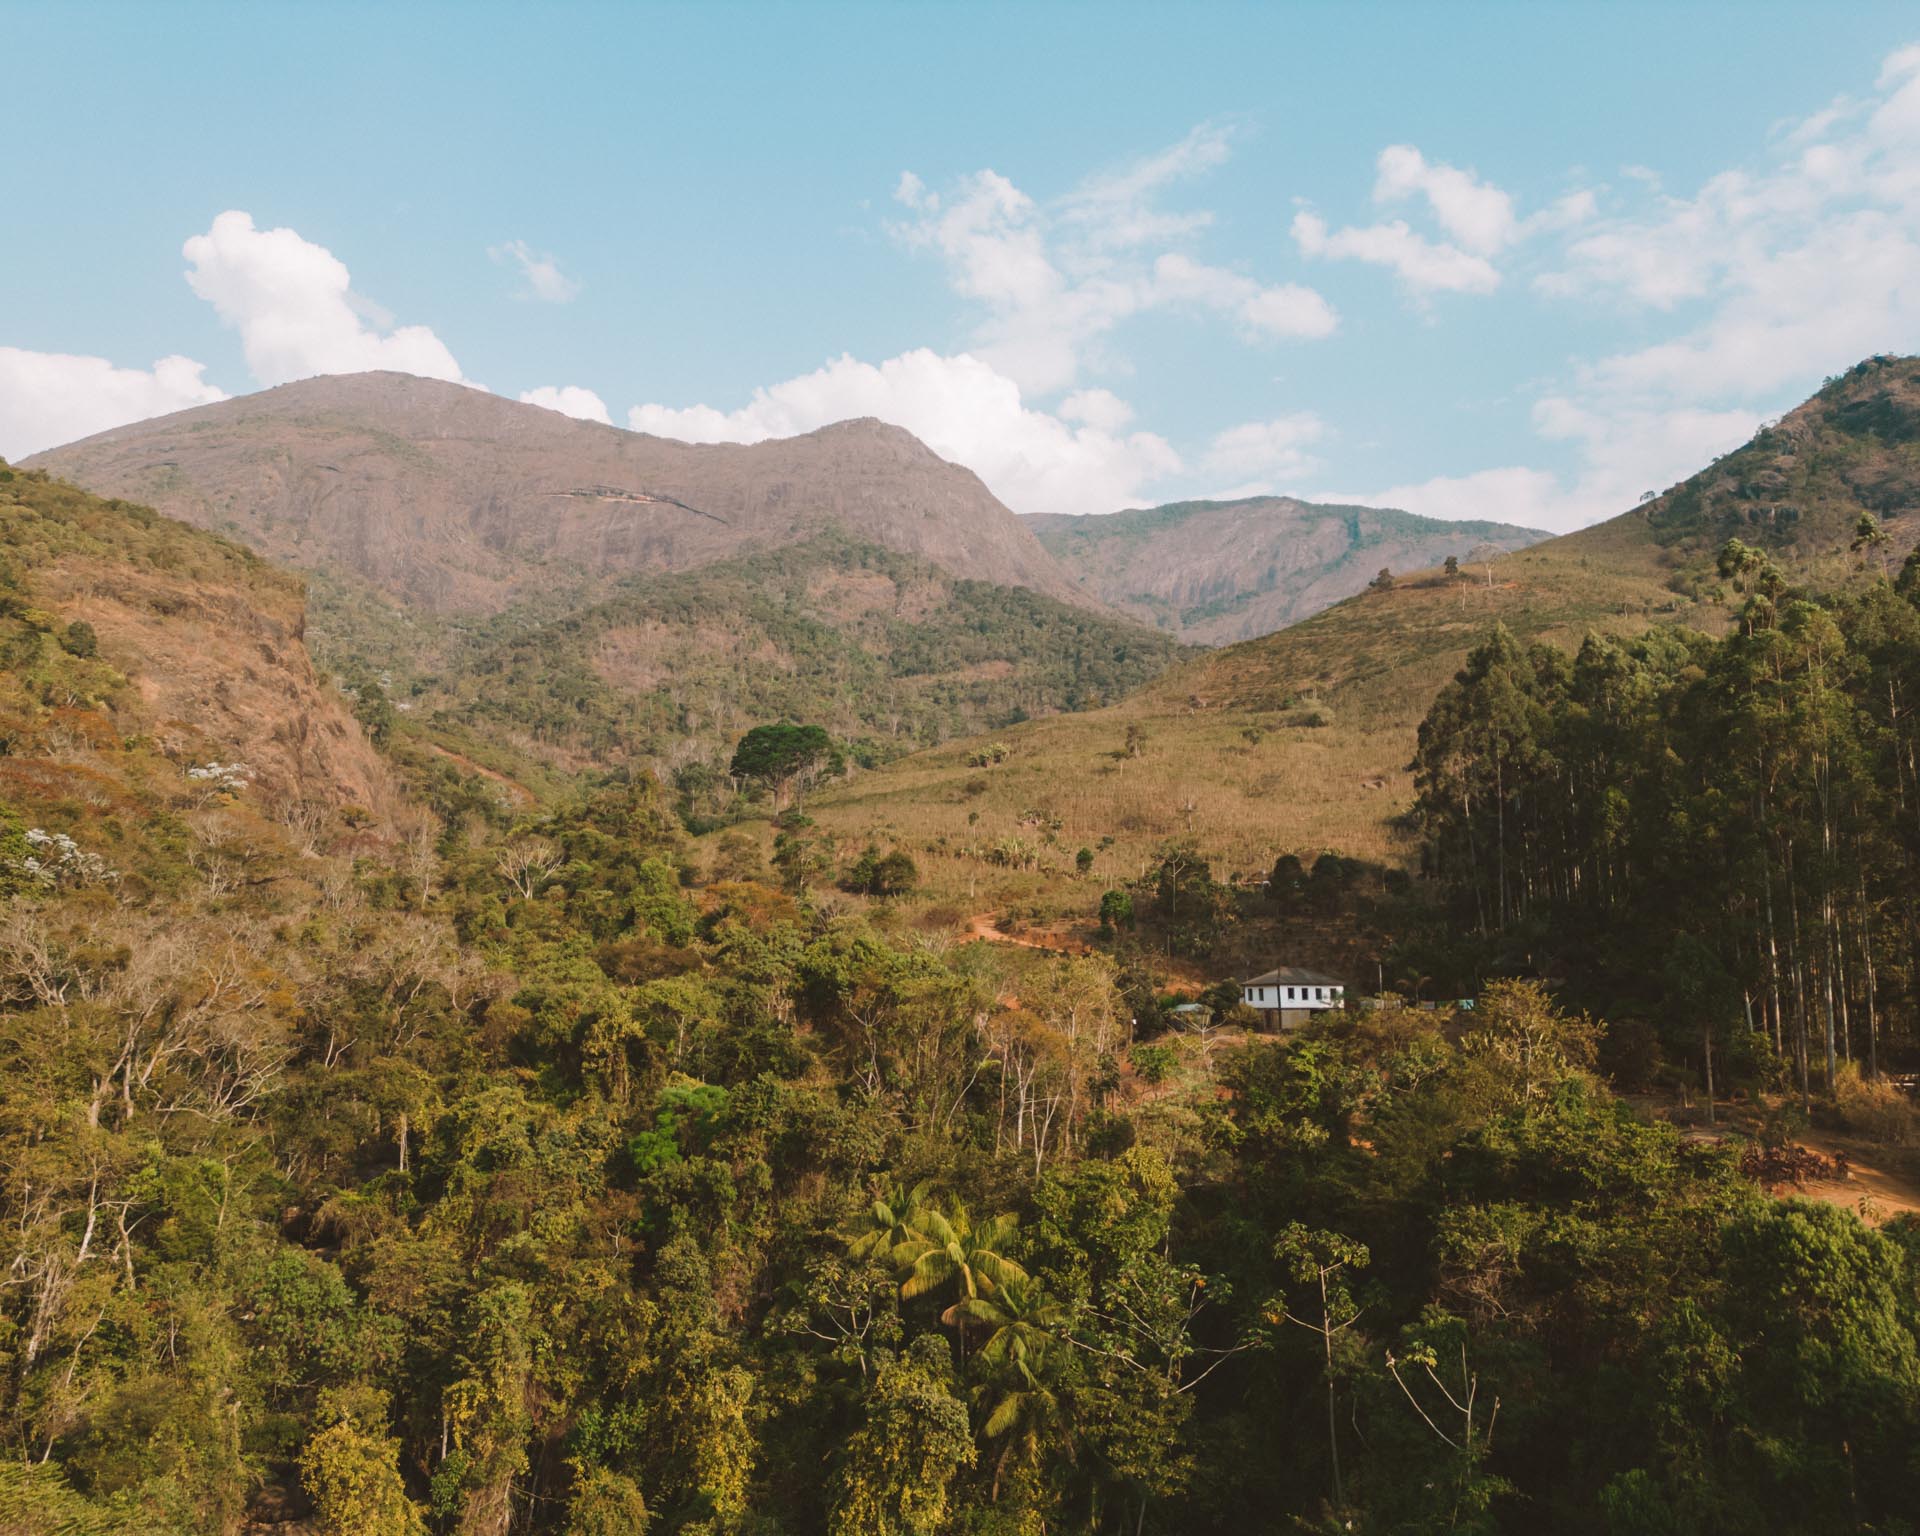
(25, 372, 1083, 612)
(1026, 496, 1544, 643)
(25, 371, 1548, 643)
(21, 371, 1542, 780)
(19, 358, 1919, 825)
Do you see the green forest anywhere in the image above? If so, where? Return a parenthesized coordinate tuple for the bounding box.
(308, 533, 1184, 790)
(1413, 537, 1920, 1101)
(11, 765, 1919, 1536)
(4, 441, 1920, 1535)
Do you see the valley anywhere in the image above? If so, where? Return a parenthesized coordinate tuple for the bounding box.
(4, 357, 1920, 1536)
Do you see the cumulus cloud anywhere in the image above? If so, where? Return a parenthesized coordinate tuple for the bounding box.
(0, 347, 227, 459)
(518, 385, 611, 424)
(1059, 388, 1135, 432)
(183, 210, 467, 387)
(1291, 211, 1502, 295)
(1202, 413, 1327, 483)
(1374, 144, 1518, 255)
(893, 130, 1335, 393)
(490, 239, 582, 303)
(630, 348, 1181, 517)
(1293, 143, 1594, 301)
(1151, 252, 1338, 339)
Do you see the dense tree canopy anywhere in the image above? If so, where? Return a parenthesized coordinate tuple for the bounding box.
(1412, 559, 1920, 1102)
(4, 464, 1920, 1535)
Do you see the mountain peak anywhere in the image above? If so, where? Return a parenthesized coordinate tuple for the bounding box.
(25, 379, 1083, 613)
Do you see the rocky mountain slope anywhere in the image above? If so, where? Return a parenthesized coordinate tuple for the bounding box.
(0, 458, 396, 875)
(1026, 496, 1546, 643)
(25, 371, 1087, 614)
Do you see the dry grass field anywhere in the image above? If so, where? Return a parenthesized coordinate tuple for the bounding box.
(785, 509, 1722, 923)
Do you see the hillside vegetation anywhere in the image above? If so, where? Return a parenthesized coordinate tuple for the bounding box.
(6, 362, 1920, 1536)
(807, 499, 1703, 907)
(6, 467, 1920, 1536)
(806, 361, 1920, 918)
(302, 532, 1185, 809)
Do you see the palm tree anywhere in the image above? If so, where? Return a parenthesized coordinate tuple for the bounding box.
(896, 1203, 1026, 1305)
(845, 1178, 933, 1263)
(967, 1295, 1067, 1503)
(942, 1274, 1064, 1359)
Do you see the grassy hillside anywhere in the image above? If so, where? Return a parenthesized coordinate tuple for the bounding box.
(801, 358, 1920, 919)
(803, 511, 1699, 909)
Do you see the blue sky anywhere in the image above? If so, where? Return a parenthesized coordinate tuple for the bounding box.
(5, 1, 1920, 530)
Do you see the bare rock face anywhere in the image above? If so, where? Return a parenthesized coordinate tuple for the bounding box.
(26, 373, 1087, 613)
(1026, 497, 1548, 644)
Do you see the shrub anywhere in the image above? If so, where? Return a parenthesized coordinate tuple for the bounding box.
(1835, 1062, 1920, 1147)
(1130, 1044, 1178, 1084)
(839, 845, 916, 896)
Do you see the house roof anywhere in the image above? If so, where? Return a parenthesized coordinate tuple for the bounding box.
(1244, 967, 1343, 987)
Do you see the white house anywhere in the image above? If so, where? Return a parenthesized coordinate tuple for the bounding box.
(1241, 967, 1345, 1029)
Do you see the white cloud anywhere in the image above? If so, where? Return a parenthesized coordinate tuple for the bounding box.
(0, 348, 228, 459)
(519, 385, 611, 424)
(1374, 144, 1518, 255)
(1294, 142, 1591, 303)
(1491, 42, 1920, 531)
(1057, 122, 1232, 249)
(630, 348, 1181, 517)
(1059, 388, 1134, 432)
(183, 210, 468, 387)
(1292, 210, 1502, 295)
(490, 240, 581, 303)
(1340, 390, 1761, 536)
(1533, 394, 1760, 502)
(1360, 466, 1571, 531)
(893, 170, 930, 209)
(1151, 252, 1338, 339)
(1579, 212, 1920, 399)
(1202, 413, 1326, 482)
(893, 131, 1334, 393)
(1341, 43, 1920, 536)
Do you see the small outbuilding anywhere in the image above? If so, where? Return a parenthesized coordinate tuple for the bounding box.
(1241, 967, 1345, 1030)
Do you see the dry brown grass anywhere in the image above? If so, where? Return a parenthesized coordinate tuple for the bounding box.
(1836, 1064, 1920, 1147)
(784, 512, 1719, 922)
